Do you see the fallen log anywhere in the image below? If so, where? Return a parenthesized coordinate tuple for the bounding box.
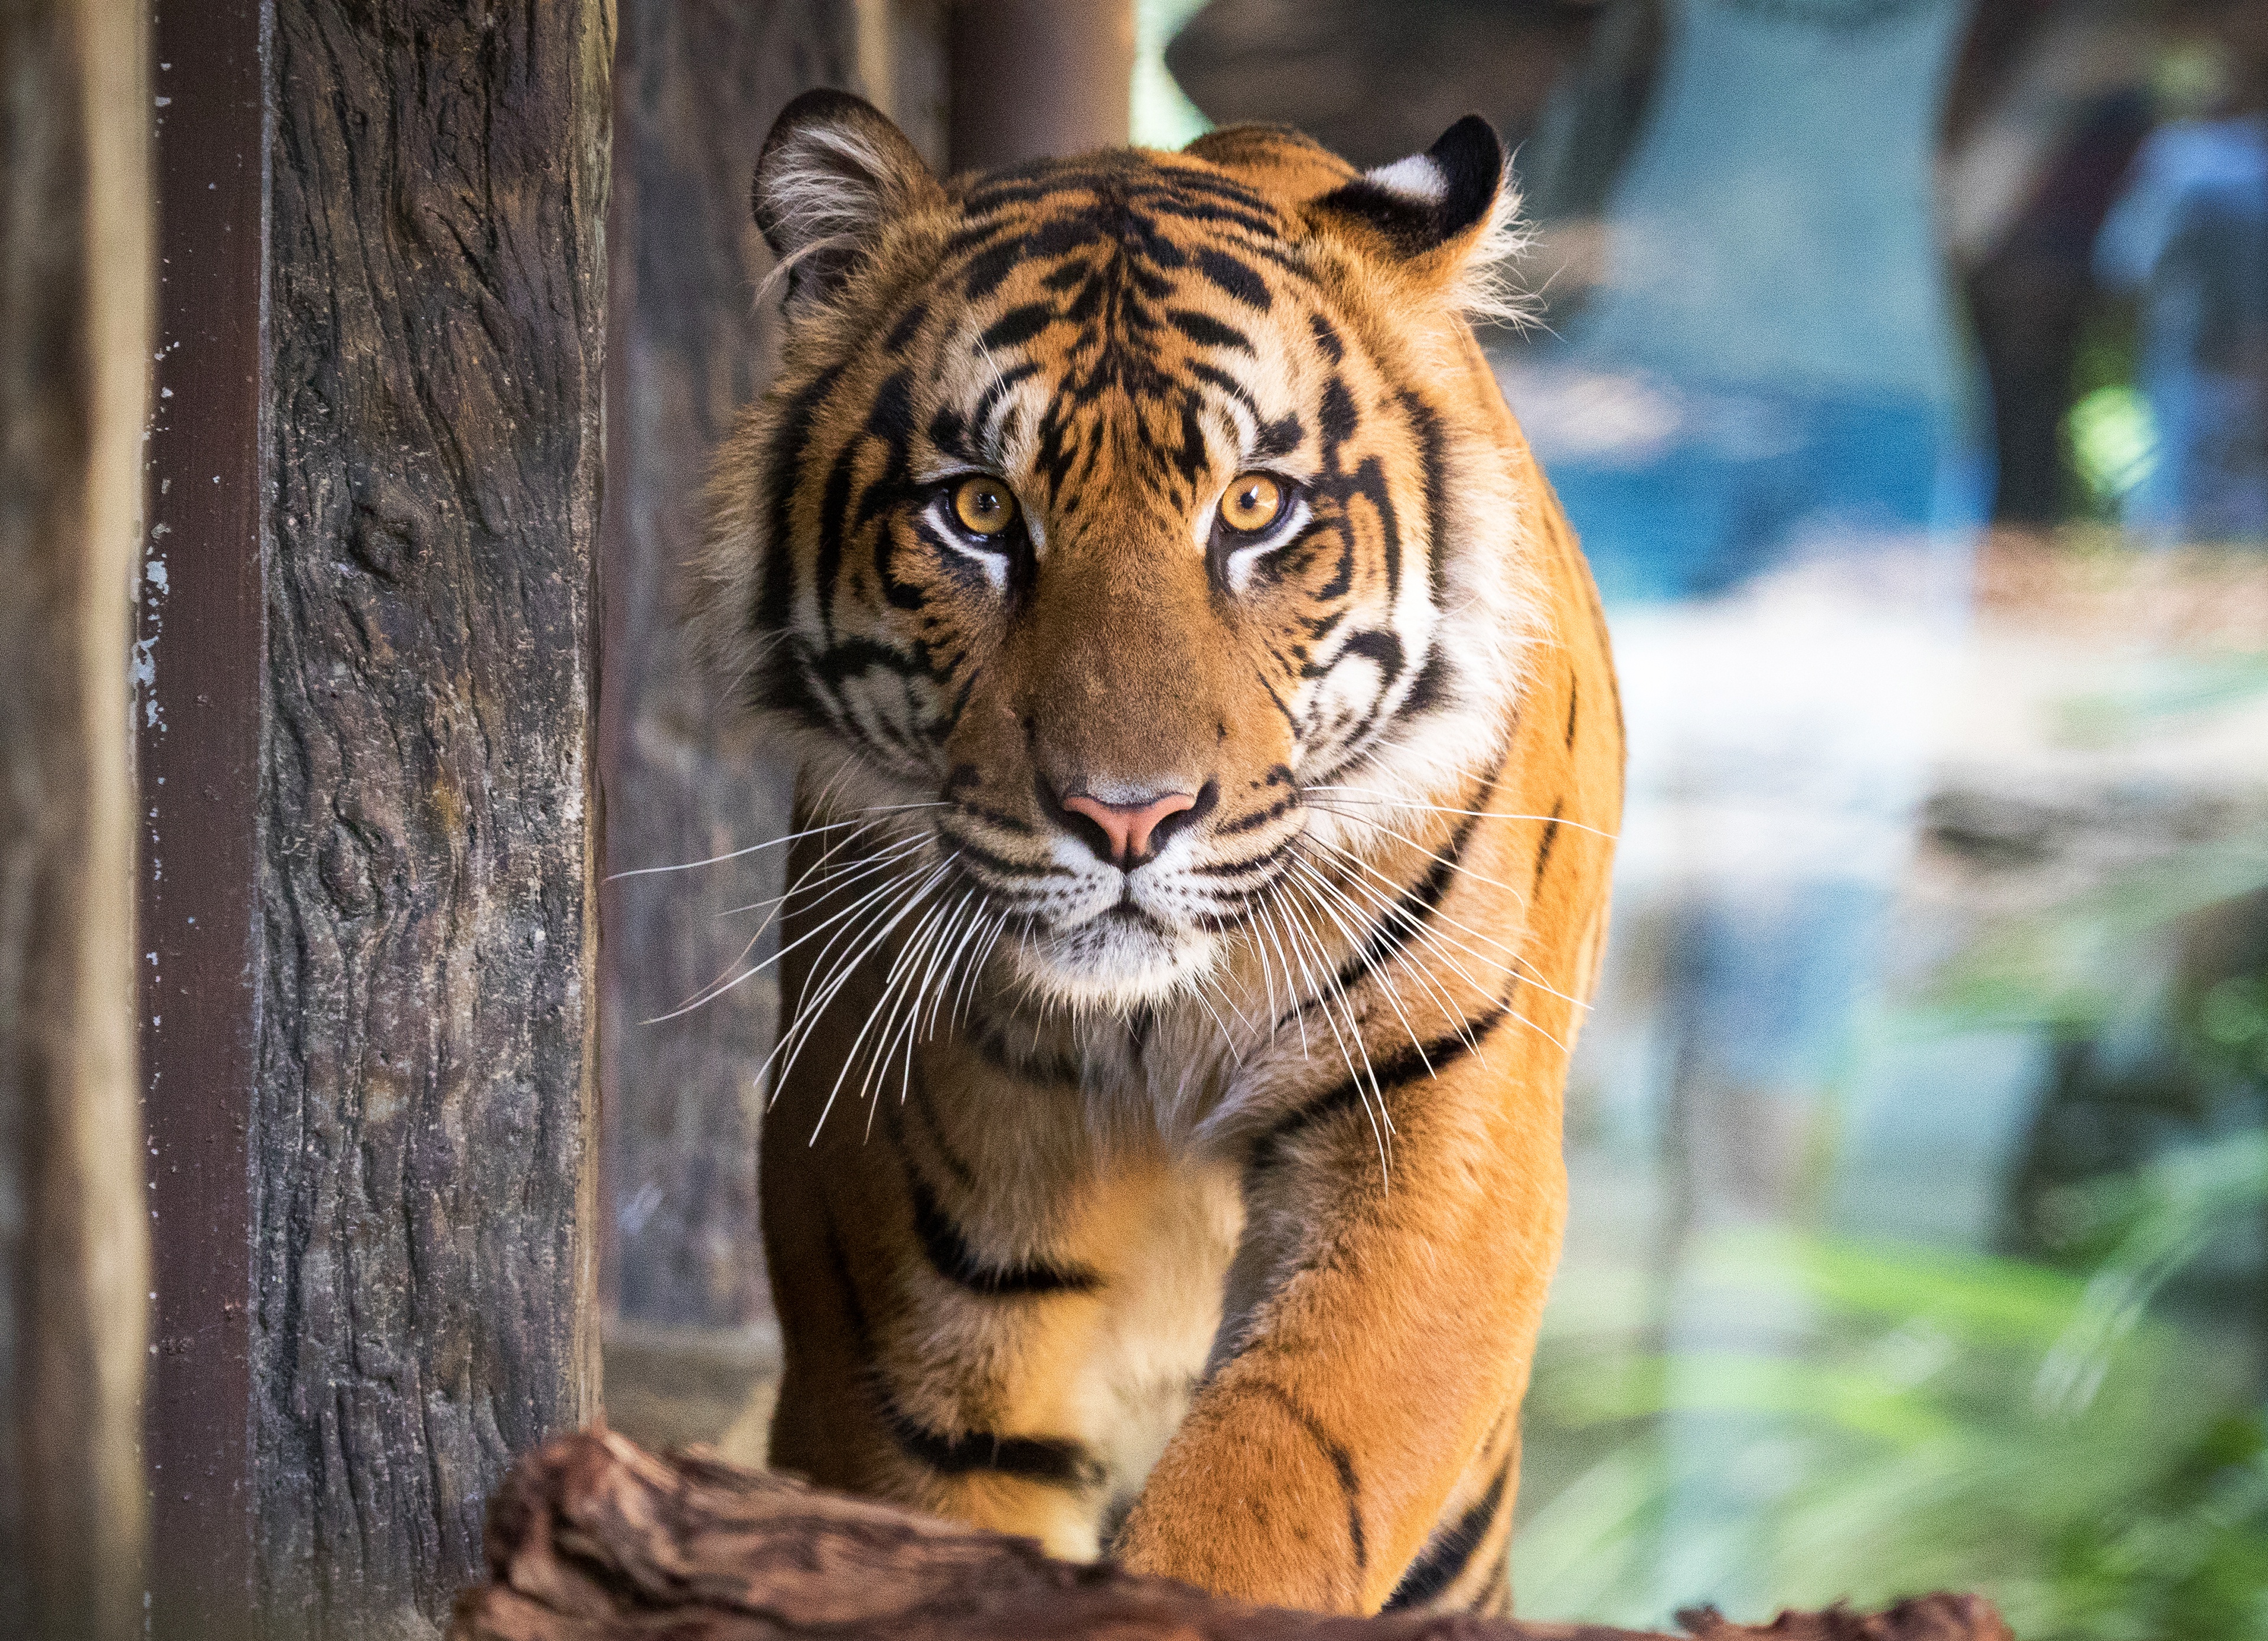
(449, 1428, 2013, 1641)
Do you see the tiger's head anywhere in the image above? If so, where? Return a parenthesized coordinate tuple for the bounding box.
(699, 93, 1539, 1010)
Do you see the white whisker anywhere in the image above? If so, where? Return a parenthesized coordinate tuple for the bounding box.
(1306, 787, 1619, 842)
(605, 816, 875, 881)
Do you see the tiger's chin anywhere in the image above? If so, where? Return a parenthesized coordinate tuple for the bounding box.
(1006, 910, 1220, 1010)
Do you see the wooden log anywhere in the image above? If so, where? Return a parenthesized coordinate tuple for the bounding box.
(448, 1430, 2015, 1641)
(0, 1, 152, 1636)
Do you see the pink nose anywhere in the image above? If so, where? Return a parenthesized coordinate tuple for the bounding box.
(1060, 790, 1199, 867)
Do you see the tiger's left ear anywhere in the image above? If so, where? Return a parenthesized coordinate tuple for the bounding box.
(1308, 116, 1525, 322)
(752, 89, 942, 312)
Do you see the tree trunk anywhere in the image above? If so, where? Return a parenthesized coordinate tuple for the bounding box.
(142, 2, 611, 1634)
(0, 2, 152, 1637)
(449, 1430, 2015, 1641)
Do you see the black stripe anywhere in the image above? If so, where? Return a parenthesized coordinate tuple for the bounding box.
(755, 362, 847, 639)
(1251, 1382, 1365, 1575)
(1564, 676, 1579, 749)
(1193, 247, 1272, 309)
(1384, 1464, 1508, 1610)
(823, 1215, 873, 1339)
(1253, 990, 1516, 1172)
(1186, 359, 1263, 426)
(825, 1215, 1102, 1490)
(905, 1160, 1102, 1297)
(980, 302, 1057, 350)
(1400, 652, 1451, 717)
(1166, 308, 1252, 353)
(962, 1009, 1087, 1087)
(939, 828, 1050, 882)
(884, 1413, 1104, 1489)
(900, 1079, 975, 1189)
(1213, 796, 1298, 837)
(884, 299, 929, 352)
(1398, 389, 1449, 609)
(1276, 785, 1487, 1032)
(1533, 800, 1564, 893)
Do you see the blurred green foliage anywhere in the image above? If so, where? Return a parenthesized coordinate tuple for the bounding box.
(1520, 1134, 2268, 1636)
(1520, 860, 2268, 1635)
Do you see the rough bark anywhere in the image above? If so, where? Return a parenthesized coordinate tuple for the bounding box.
(0, 2, 151, 1636)
(600, 0, 855, 1337)
(250, 2, 612, 1632)
(448, 1431, 2014, 1641)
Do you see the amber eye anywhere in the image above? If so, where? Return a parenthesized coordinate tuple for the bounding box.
(951, 474, 1018, 537)
(1218, 472, 1286, 534)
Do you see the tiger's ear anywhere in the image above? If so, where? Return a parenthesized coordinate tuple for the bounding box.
(752, 89, 940, 311)
(1308, 116, 1526, 323)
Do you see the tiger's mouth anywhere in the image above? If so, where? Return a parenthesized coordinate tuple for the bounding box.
(933, 790, 1308, 1010)
(1009, 908, 1218, 1007)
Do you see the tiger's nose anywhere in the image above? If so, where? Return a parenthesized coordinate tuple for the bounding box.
(1059, 789, 1200, 868)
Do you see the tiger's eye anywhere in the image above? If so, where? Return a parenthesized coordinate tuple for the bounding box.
(951, 475, 1018, 536)
(1219, 472, 1285, 534)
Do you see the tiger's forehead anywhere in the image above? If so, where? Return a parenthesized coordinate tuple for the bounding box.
(944, 153, 1304, 302)
(892, 154, 1335, 510)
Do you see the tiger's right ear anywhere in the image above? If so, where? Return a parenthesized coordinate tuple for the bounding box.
(752, 89, 940, 311)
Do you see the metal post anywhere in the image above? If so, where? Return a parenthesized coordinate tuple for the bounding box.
(141, 0, 267, 1630)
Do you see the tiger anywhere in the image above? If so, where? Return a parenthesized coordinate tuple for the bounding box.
(691, 87, 1623, 1617)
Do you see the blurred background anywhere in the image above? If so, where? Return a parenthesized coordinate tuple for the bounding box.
(600, 1, 2268, 1633)
(1156, 0, 2268, 1631)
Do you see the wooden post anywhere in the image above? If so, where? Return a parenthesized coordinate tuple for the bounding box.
(141, 1, 611, 1633)
(948, 0, 1135, 171)
(0, 2, 153, 1637)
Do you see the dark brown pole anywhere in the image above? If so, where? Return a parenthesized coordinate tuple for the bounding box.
(947, 0, 1135, 172)
(141, 0, 266, 1631)
(0, 2, 152, 1637)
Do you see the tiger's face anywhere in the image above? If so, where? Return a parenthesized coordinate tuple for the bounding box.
(702, 96, 1530, 1009)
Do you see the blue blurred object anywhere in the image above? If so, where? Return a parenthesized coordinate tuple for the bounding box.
(1552, 387, 1959, 605)
(2096, 115, 2268, 547)
(1536, 0, 1986, 604)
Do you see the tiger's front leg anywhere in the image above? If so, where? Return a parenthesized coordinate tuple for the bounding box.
(1111, 1010, 1570, 1614)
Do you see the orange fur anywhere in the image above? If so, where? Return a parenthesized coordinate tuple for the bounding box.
(696, 93, 1622, 1616)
